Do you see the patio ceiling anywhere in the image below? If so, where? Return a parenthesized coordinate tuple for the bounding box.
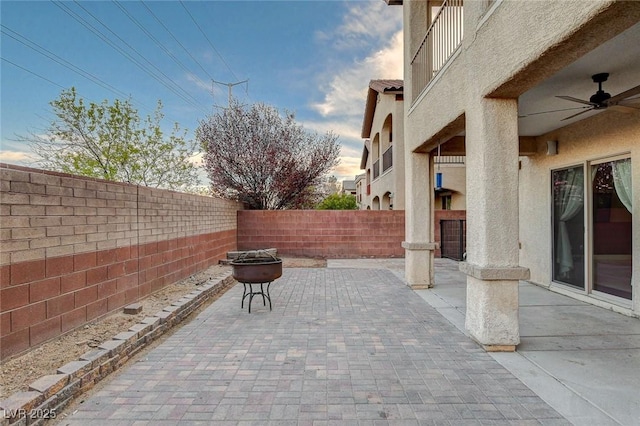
(517, 22, 640, 137)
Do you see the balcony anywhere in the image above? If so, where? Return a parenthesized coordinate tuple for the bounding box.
(411, 0, 464, 99)
(382, 146, 393, 173)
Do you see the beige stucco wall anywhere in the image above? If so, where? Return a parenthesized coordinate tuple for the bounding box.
(404, 0, 629, 153)
(401, 0, 640, 336)
(368, 91, 406, 210)
(434, 163, 466, 210)
(519, 110, 639, 313)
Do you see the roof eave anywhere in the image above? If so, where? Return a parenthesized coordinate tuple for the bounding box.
(360, 141, 370, 170)
(361, 87, 377, 139)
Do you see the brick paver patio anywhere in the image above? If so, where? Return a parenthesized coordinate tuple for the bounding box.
(61, 268, 568, 425)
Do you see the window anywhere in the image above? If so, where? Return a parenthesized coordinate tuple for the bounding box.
(441, 195, 452, 210)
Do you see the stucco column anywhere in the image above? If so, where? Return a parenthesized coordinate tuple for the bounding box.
(403, 151, 435, 289)
(461, 97, 529, 351)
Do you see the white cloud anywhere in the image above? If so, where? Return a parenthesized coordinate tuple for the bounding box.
(189, 151, 204, 167)
(311, 30, 403, 119)
(315, 1, 402, 51)
(301, 117, 362, 141)
(332, 155, 362, 181)
(0, 150, 34, 164)
(305, 1, 403, 183)
(185, 73, 212, 93)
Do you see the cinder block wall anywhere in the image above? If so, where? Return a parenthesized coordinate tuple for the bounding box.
(237, 210, 405, 258)
(0, 164, 242, 360)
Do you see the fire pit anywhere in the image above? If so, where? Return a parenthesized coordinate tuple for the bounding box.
(230, 251, 282, 313)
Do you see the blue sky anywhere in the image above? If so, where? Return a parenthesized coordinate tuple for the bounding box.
(1, 0, 403, 184)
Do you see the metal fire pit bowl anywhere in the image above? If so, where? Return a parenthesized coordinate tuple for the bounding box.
(231, 258, 283, 283)
(231, 251, 282, 313)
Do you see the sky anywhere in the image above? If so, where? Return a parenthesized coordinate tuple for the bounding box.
(0, 0, 403, 185)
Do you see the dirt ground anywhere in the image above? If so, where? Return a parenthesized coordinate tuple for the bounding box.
(0, 257, 325, 399)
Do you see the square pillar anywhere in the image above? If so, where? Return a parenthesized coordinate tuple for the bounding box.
(404, 151, 436, 289)
(461, 98, 529, 351)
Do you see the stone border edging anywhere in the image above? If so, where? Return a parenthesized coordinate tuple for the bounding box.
(0, 273, 235, 426)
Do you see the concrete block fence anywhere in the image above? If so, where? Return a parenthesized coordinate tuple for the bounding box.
(237, 210, 406, 258)
(1, 163, 463, 362)
(0, 164, 242, 361)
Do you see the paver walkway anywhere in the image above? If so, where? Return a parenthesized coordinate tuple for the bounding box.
(61, 268, 568, 425)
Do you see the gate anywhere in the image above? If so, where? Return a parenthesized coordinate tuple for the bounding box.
(440, 219, 466, 261)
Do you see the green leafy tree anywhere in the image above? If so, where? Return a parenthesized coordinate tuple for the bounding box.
(26, 87, 199, 190)
(316, 193, 358, 210)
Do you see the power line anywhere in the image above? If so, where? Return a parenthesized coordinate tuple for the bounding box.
(1, 57, 66, 90)
(69, 0, 208, 113)
(2, 51, 196, 133)
(179, 1, 241, 82)
(140, 1, 215, 82)
(112, 1, 211, 94)
(51, 0, 209, 115)
(1, 56, 184, 129)
(1, 25, 132, 101)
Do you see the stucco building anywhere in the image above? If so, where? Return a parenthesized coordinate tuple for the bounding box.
(391, 0, 640, 350)
(360, 79, 467, 211)
(340, 179, 356, 196)
(360, 80, 406, 210)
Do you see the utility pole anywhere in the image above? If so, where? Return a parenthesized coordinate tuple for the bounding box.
(212, 79, 249, 106)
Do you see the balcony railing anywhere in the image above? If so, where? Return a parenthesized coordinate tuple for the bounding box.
(382, 146, 393, 173)
(434, 155, 465, 164)
(373, 160, 380, 180)
(411, 0, 464, 100)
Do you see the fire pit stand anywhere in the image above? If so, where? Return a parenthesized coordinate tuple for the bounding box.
(242, 281, 272, 313)
(230, 251, 282, 314)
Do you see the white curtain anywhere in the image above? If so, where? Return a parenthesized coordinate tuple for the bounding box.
(557, 168, 584, 278)
(612, 158, 632, 213)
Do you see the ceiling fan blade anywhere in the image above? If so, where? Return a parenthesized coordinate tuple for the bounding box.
(556, 95, 595, 106)
(606, 84, 640, 105)
(518, 106, 590, 118)
(611, 105, 640, 113)
(561, 108, 594, 121)
(617, 97, 640, 106)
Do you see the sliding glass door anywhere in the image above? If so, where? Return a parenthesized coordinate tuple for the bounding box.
(552, 166, 585, 289)
(591, 158, 632, 300)
(551, 157, 633, 302)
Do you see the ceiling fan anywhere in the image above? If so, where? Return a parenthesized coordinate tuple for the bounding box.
(556, 73, 640, 120)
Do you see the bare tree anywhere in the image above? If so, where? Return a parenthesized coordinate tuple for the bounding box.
(197, 101, 340, 210)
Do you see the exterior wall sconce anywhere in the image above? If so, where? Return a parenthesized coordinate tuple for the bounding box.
(547, 140, 558, 156)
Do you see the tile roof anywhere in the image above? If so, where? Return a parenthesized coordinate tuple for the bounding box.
(361, 79, 404, 139)
(369, 79, 403, 94)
